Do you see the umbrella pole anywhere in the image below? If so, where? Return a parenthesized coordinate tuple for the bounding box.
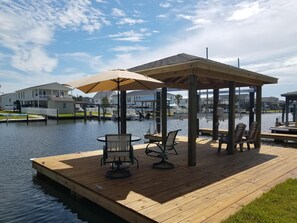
(117, 81, 120, 134)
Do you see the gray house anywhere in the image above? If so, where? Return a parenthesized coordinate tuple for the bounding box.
(47, 96, 75, 114)
(0, 93, 16, 110)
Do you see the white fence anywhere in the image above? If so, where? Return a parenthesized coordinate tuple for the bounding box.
(21, 107, 58, 116)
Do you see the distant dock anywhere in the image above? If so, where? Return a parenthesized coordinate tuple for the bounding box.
(0, 113, 46, 124)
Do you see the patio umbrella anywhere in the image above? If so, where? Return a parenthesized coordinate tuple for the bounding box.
(66, 69, 164, 134)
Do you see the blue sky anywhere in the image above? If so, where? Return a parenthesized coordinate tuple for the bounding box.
(0, 0, 296, 98)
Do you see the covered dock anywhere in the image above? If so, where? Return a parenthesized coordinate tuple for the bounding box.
(129, 53, 278, 166)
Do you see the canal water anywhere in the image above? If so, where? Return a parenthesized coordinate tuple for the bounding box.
(0, 113, 293, 222)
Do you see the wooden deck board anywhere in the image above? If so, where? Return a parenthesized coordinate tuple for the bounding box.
(32, 138, 297, 223)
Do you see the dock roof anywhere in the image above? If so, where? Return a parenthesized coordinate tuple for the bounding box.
(129, 53, 278, 89)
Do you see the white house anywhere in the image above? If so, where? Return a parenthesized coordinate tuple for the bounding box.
(0, 93, 17, 110)
(109, 90, 177, 109)
(15, 82, 72, 108)
(93, 91, 114, 105)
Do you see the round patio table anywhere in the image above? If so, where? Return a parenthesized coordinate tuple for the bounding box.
(97, 135, 141, 142)
(97, 135, 141, 178)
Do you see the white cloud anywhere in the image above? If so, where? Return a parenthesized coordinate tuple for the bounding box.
(157, 14, 168, 18)
(160, 2, 172, 8)
(111, 45, 148, 52)
(11, 47, 58, 73)
(112, 8, 125, 17)
(227, 1, 262, 21)
(105, 0, 297, 97)
(117, 18, 145, 25)
(109, 30, 151, 42)
(0, 0, 108, 75)
(59, 52, 103, 71)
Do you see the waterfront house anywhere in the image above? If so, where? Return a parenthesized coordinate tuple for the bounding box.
(0, 92, 16, 110)
(15, 82, 72, 108)
(110, 90, 177, 109)
(93, 91, 114, 105)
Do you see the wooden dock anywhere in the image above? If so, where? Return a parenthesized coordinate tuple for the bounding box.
(32, 138, 297, 223)
(198, 128, 297, 141)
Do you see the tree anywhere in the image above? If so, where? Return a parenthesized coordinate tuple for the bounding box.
(175, 94, 183, 106)
(101, 96, 110, 117)
(101, 96, 110, 107)
(72, 95, 83, 101)
(14, 100, 21, 112)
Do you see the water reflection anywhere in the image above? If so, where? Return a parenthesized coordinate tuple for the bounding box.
(32, 175, 128, 223)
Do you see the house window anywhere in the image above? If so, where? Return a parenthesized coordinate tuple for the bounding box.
(63, 103, 66, 108)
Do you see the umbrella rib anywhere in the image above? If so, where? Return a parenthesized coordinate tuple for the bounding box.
(85, 82, 101, 93)
(133, 80, 154, 90)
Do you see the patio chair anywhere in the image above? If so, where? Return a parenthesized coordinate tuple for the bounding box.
(145, 129, 181, 169)
(218, 123, 246, 152)
(242, 122, 259, 150)
(101, 134, 139, 178)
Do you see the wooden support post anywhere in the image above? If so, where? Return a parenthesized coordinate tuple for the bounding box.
(56, 109, 59, 124)
(249, 89, 255, 128)
(156, 91, 161, 133)
(196, 93, 200, 137)
(120, 91, 127, 134)
(98, 105, 100, 122)
(161, 87, 167, 145)
(255, 85, 262, 148)
(227, 81, 235, 155)
(74, 103, 76, 118)
(27, 115, 29, 125)
(285, 97, 289, 126)
(282, 104, 285, 123)
(212, 88, 219, 140)
(188, 74, 197, 166)
(84, 107, 87, 122)
(293, 104, 296, 122)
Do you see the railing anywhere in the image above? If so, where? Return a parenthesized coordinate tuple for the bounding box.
(21, 107, 58, 116)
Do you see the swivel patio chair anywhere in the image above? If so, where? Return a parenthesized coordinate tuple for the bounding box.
(145, 129, 181, 169)
(218, 123, 246, 152)
(101, 134, 139, 178)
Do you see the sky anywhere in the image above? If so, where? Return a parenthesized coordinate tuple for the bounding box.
(0, 0, 296, 99)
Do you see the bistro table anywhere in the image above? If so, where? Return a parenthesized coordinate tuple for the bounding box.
(97, 135, 141, 175)
(97, 135, 141, 142)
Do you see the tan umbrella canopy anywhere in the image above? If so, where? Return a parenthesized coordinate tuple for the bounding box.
(66, 69, 164, 133)
(67, 69, 164, 93)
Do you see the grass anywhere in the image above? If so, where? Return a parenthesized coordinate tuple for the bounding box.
(223, 178, 297, 223)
